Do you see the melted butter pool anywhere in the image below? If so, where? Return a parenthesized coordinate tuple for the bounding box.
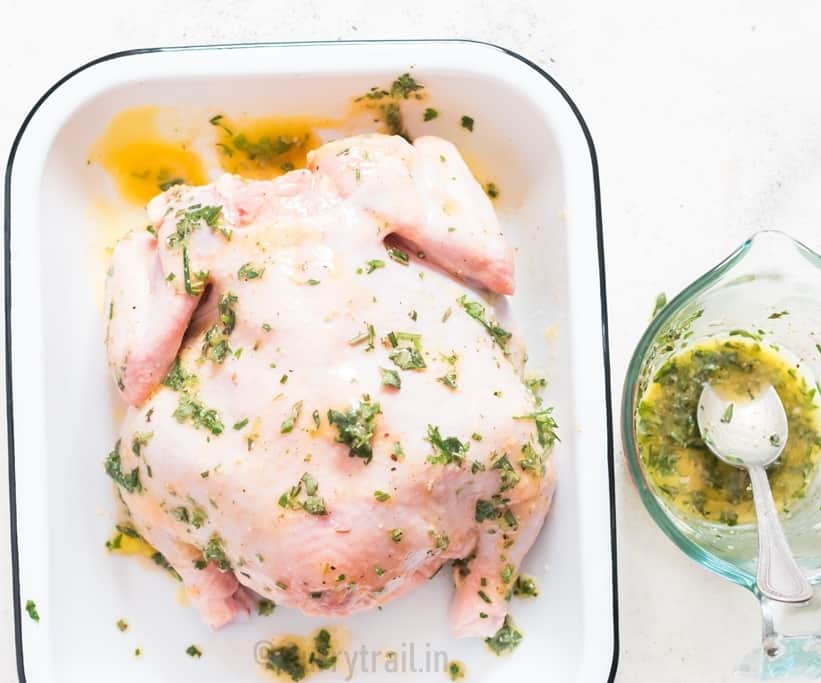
(638, 338, 821, 526)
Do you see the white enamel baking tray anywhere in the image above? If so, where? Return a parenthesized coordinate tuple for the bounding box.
(4, 40, 617, 682)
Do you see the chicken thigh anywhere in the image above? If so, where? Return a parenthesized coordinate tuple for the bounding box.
(104, 133, 557, 638)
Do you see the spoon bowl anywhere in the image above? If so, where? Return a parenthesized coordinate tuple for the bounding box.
(697, 384, 788, 468)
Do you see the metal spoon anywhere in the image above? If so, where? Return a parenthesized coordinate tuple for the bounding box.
(697, 383, 812, 603)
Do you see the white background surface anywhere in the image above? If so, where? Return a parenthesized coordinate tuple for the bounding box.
(1, 1, 819, 681)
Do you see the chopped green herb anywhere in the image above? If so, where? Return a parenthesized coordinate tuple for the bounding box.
(386, 246, 410, 265)
(461, 115, 474, 131)
(173, 392, 224, 435)
(485, 616, 523, 655)
(162, 358, 196, 391)
(391, 73, 423, 99)
(104, 441, 142, 493)
(116, 524, 142, 539)
(186, 645, 202, 658)
(203, 535, 231, 571)
(238, 262, 265, 280)
(769, 310, 789, 319)
(457, 295, 511, 351)
(524, 376, 547, 404)
(349, 323, 376, 351)
(181, 246, 208, 296)
(309, 628, 337, 670)
(25, 600, 39, 622)
(131, 431, 153, 456)
(190, 501, 208, 528)
(280, 401, 303, 434)
(426, 425, 469, 466)
(493, 454, 521, 491)
(312, 410, 321, 428)
(327, 396, 381, 463)
(453, 553, 475, 578)
(151, 551, 181, 580)
(307, 279, 320, 286)
(385, 102, 407, 138)
(514, 407, 559, 449)
(392, 442, 405, 460)
(116, 618, 128, 632)
(265, 643, 305, 681)
(257, 599, 276, 616)
(201, 325, 231, 363)
(159, 178, 183, 191)
(478, 590, 492, 604)
(171, 506, 190, 523)
(429, 529, 449, 550)
(448, 661, 465, 680)
(365, 259, 385, 274)
(374, 490, 391, 502)
(513, 574, 539, 598)
(390, 528, 403, 542)
(388, 331, 426, 370)
(475, 499, 498, 523)
(484, 182, 499, 199)
(437, 372, 458, 389)
(220, 290, 238, 329)
(357, 87, 390, 101)
(423, 107, 439, 121)
(233, 418, 249, 430)
(280, 374, 289, 384)
(232, 133, 297, 162)
(168, 204, 227, 251)
(380, 367, 402, 389)
(721, 403, 734, 424)
(279, 473, 328, 515)
(519, 441, 546, 475)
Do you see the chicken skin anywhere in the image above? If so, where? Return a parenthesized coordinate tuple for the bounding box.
(104, 134, 557, 638)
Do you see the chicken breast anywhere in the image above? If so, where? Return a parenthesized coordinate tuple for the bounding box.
(103, 133, 557, 638)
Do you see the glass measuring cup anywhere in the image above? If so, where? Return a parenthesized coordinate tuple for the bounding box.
(622, 231, 821, 668)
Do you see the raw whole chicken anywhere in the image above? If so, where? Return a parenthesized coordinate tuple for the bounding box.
(103, 133, 557, 639)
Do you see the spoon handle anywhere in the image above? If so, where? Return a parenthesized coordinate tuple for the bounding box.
(748, 465, 813, 603)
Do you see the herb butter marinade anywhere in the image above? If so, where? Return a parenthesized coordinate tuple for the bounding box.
(637, 338, 821, 525)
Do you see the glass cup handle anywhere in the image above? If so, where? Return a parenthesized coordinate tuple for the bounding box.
(735, 592, 821, 679)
